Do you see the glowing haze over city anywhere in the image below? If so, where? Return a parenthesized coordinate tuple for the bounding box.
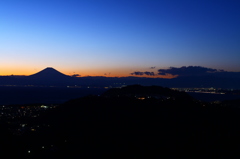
(1, 0, 240, 77)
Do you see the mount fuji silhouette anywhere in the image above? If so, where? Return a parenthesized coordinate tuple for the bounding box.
(29, 67, 70, 80)
(25, 67, 74, 86)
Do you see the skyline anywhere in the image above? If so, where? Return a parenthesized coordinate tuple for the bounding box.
(2, 65, 240, 79)
(1, 0, 240, 77)
(1, 66, 240, 89)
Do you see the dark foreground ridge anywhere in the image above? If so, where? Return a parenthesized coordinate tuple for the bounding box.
(1, 85, 240, 158)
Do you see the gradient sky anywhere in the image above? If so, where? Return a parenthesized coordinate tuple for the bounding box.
(1, 0, 240, 77)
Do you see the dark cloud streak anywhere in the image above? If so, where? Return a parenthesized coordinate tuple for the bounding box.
(130, 71, 155, 76)
(158, 66, 225, 76)
(71, 74, 80, 77)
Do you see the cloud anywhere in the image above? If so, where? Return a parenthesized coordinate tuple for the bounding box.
(104, 72, 111, 76)
(158, 66, 224, 76)
(131, 72, 144, 76)
(150, 67, 156, 69)
(71, 74, 80, 77)
(144, 71, 155, 76)
(130, 71, 155, 76)
(129, 66, 239, 79)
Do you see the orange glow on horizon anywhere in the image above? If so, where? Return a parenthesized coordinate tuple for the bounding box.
(0, 67, 177, 79)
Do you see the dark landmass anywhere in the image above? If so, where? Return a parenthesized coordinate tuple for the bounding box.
(1, 85, 240, 158)
(0, 85, 239, 106)
(187, 92, 240, 102)
(102, 84, 193, 100)
(0, 86, 106, 105)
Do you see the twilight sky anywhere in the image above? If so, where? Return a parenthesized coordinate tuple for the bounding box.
(1, 0, 240, 77)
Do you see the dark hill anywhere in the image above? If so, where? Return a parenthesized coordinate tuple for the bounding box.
(37, 85, 240, 158)
(2, 85, 240, 158)
(102, 84, 193, 100)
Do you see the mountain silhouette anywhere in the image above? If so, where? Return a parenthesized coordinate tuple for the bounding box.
(25, 67, 74, 86)
(29, 67, 70, 80)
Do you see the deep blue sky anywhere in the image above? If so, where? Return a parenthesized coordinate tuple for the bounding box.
(1, 0, 240, 77)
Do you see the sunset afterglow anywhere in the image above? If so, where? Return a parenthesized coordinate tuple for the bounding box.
(1, 0, 240, 77)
